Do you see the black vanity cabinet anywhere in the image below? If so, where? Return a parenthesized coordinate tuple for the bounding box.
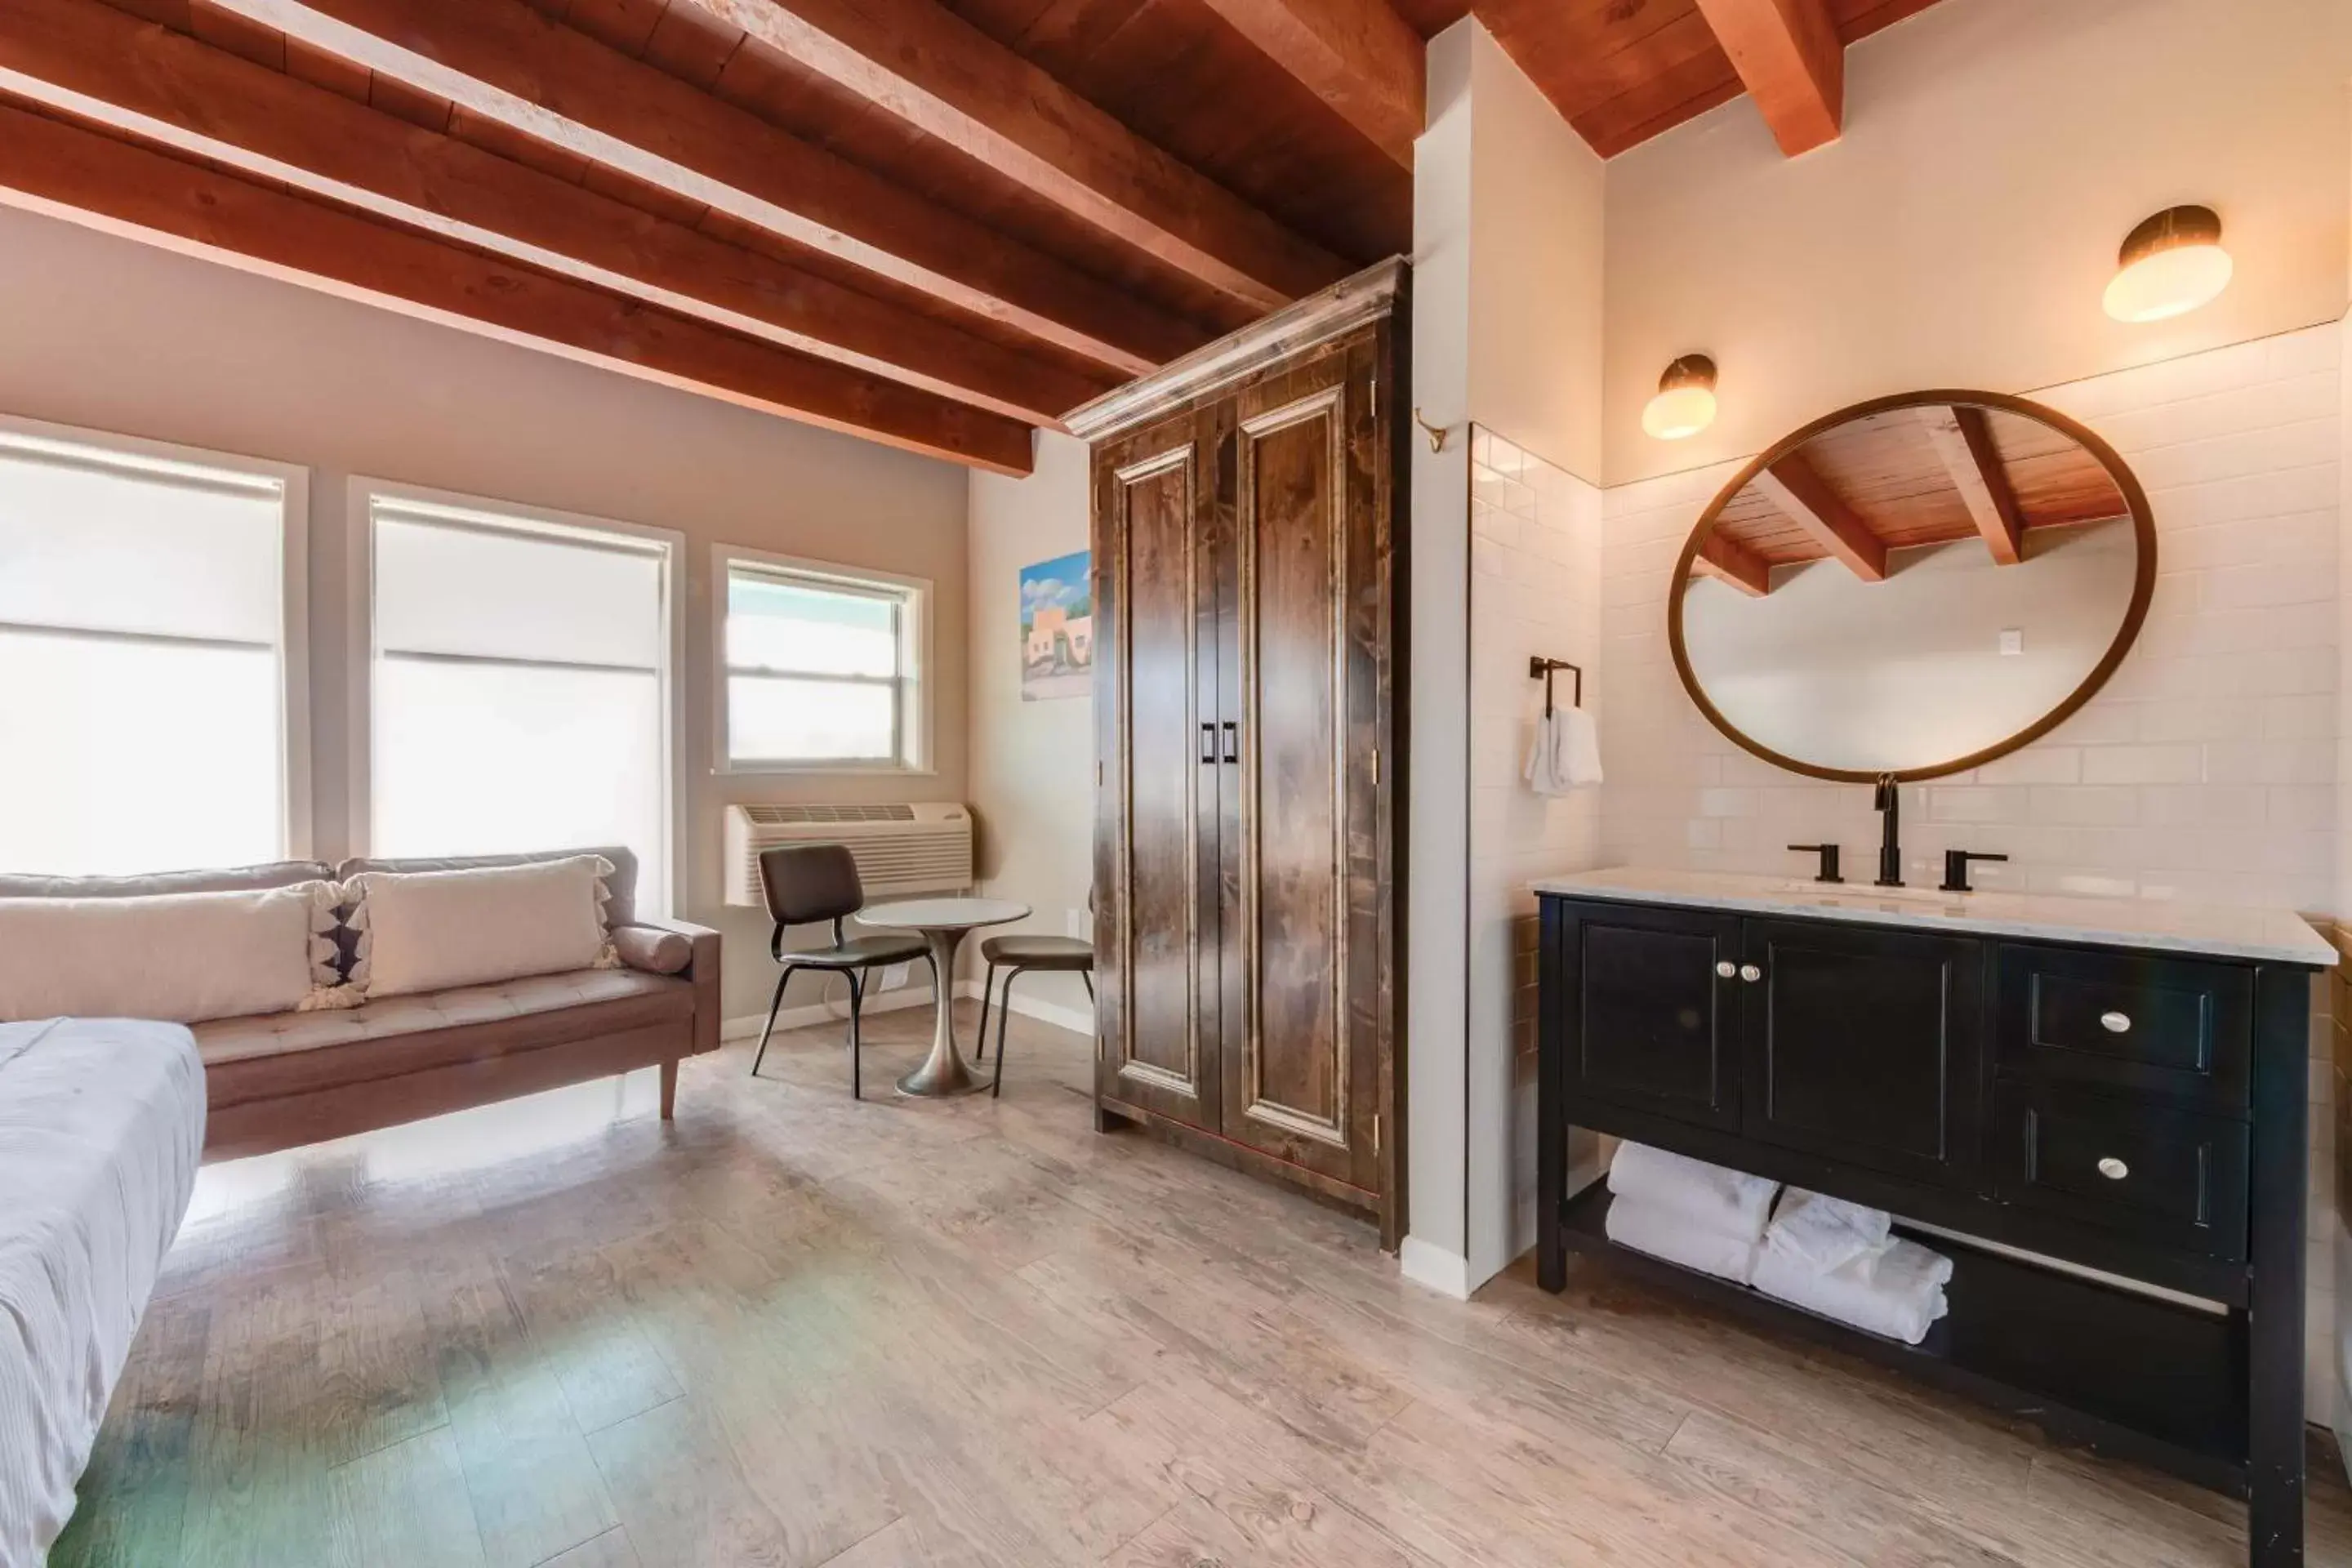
(1740, 918, 1981, 1188)
(1554, 902, 1742, 1132)
(1552, 902, 1981, 1187)
(1536, 886, 2323, 1568)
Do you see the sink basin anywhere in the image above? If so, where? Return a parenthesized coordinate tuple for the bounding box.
(1773, 880, 1970, 914)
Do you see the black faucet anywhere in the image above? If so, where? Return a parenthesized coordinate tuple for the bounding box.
(1787, 843, 1842, 884)
(1873, 773, 1903, 887)
(1940, 849, 2009, 893)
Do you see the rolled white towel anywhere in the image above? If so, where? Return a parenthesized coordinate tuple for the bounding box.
(1607, 1143, 1779, 1244)
(1604, 1196, 1762, 1286)
(1752, 1235, 1953, 1346)
(1765, 1187, 1894, 1275)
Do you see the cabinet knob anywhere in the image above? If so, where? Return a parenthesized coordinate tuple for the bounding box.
(2099, 1011, 2131, 1034)
(1739, 964, 1763, 983)
(1714, 960, 1737, 979)
(2097, 1156, 2129, 1181)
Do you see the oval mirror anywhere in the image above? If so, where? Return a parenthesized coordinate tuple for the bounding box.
(1669, 390, 2155, 782)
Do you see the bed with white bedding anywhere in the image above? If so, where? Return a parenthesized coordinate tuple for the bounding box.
(0, 1019, 203, 1567)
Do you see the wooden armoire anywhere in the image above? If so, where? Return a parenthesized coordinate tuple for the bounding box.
(1066, 258, 1406, 1245)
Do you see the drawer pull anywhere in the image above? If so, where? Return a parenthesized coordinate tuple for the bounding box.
(2097, 1156, 2130, 1181)
(1739, 964, 1763, 983)
(1715, 960, 1737, 979)
(2099, 1010, 2131, 1034)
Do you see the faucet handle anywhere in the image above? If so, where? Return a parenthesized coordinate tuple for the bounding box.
(1940, 849, 2008, 893)
(1787, 844, 1843, 884)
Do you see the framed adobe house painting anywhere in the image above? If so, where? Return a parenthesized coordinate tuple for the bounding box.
(1019, 550, 1092, 701)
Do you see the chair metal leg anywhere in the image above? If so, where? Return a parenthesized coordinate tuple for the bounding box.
(847, 969, 866, 1099)
(992, 968, 1024, 1098)
(750, 964, 797, 1078)
(975, 964, 998, 1061)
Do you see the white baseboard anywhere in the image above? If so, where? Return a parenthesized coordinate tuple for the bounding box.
(722, 978, 1096, 1043)
(719, 982, 938, 1041)
(1399, 1237, 1474, 1300)
(951, 978, 1094, 1036)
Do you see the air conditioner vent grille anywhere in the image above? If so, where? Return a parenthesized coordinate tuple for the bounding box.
(722, 802, 972, 905)
(741, 804, 915, 825)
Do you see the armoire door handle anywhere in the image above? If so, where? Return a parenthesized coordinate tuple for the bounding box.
(1222, 720, 1239, 764)
(1200, 721, 1217, 764)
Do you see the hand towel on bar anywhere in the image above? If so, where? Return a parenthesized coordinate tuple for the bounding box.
(1523, 710, 1569, 796)
(1607, 1142, 1780, 1244)
(1752, 1235, 1953, 1345)
(1522, 708, 1604, 795)
(1559, 704, 1603, 787)
(1765, 1187, 1895, 1275)
(1603, 1196, 1762, 1286)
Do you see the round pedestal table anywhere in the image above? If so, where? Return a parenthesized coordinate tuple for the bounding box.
(856, 897, 1031, 1097)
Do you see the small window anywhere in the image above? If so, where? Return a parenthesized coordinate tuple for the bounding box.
(364, 488, 679, 912)
(0, 421, 304, 875)
(720, 555, 927, 771)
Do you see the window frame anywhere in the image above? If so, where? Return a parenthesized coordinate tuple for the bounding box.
(345, 476, 686, 915)
(713, 548, 933, 777)
(0, 411, 311, 865)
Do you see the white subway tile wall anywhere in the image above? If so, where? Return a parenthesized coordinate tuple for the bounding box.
(1468, 428, 1606, 1272)
(1588, 324, 2345, 1417)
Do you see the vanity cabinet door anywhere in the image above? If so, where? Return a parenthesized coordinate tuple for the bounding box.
(1740, 919, 1984, 1187)
(1555, 901, 1744, 1133)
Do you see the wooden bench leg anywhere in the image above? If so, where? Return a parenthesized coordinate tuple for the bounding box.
(660, 1058, 679, 1120)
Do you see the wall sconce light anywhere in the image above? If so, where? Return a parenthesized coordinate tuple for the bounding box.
(2103, 205, 2232, 323)
(1642, 354, 1717, 440)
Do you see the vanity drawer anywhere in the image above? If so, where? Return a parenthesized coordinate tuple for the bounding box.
(1993, 943, 2251, 1113)
(1992, 1080, 2247, 1262)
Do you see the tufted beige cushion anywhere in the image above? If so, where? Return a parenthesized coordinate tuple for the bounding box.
(191, 967, 679, 1066)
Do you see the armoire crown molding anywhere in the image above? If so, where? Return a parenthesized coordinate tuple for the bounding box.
(1066, 256, 1406, 442)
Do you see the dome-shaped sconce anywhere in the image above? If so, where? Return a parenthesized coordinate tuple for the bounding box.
(1642, 354, 1718, 440)
(2103, 205, 2232, 323)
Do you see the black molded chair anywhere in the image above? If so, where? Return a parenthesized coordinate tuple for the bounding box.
(974, 908, 1094, 1099)
(748, 844, 931, 1098)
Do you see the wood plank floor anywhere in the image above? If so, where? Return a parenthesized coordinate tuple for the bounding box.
(50, 1000, 2352, 1567)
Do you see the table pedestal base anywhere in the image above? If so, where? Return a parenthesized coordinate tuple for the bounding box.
(897, 925, 984, 1098)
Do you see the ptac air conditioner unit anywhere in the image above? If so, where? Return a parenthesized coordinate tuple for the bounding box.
(723, 802, 973, 906)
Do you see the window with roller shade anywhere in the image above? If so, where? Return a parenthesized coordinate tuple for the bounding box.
(720, 555, 927, 771)
(363, 490, 677, 915)
(0, 422, 303, 875)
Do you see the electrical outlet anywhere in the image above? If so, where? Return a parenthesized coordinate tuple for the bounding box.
(1067, 907, 1089, 939)
(881, 962, 912, 991)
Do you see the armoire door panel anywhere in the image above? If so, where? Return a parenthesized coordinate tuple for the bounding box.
(1096, 411, 1220, 1129)
(1219, 346, 1374, 1187)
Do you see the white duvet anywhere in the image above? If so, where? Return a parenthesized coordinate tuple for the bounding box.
(0, 1019, 203, 1567)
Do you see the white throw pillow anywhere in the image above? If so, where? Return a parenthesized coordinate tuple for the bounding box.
(0, 882, 346, 1024)
(346, 855, 615, 1000)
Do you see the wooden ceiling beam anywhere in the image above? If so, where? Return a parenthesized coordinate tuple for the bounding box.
(1753, 452, 1886, 581)
(197, 0, 1204, 376)
(0, 100, 1035, 473)
(0, 0, 1111, 426)
(1916, 403, 2025, 565)
(1185, 0, 1425, 169)
(667, 0, 1350, 310)
(1689, 0, 1842, 156)
(1693, 532, 1772, 596)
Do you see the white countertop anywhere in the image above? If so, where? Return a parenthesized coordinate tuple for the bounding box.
(1529, 866, 2338, 968)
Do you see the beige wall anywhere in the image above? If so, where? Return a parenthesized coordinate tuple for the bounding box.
(1603, 0, 2352, 485)
(964, 431, 1097, 1025)
(1409, 18, 1610, 1293)
(1466, 24, 1606, 484)
(0, 203, 974, 1022)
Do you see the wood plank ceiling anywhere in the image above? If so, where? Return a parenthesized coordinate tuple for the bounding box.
(0, 0, 1953, 470)
(1694, 406, 2131, 597)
